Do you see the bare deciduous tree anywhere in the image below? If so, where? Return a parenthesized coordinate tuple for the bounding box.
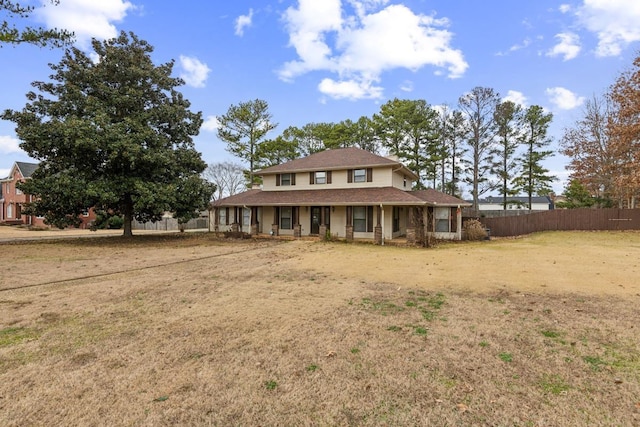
(559, 95, 617, 203)
(204, 162, 246, 200)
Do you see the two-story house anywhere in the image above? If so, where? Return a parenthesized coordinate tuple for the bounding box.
(210, 147, 471, 244)
(0, 161, 48, 227)
(0, 161, 96, 228)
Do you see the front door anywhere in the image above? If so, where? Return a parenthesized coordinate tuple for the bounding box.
(310, 206, 331, 235)
(310, 206, 321, 234)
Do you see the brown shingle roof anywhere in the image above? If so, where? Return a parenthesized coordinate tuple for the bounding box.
(212, 187, 471, 207)
(16, 162, 38, 178)
(258, 147, 413, 176)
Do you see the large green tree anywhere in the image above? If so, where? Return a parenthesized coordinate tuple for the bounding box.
(437, 106, 467, 196)
(491, 100, 523, 209)
(513, 105, 556, 209)
(373, 98, 440, 188)
(255, 134, 299, 169)
(325, 116, 379, 153)
(458, 87, 500, 210)
(1, 0, 73, 47)
(2, 31, 213, 236)
(217, 99, 277, 185)
(295, 122, 334, 156)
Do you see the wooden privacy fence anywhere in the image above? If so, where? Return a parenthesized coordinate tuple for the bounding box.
(479, 208, 640, 237)
(132, 217, 209, 231)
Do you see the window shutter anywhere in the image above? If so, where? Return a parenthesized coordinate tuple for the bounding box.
(367, 206, 373, 232)
(291, 173, 296, 186)
(366, 168, 373, 182)
(276, 174, 281, 186)
(327, 171, 332, 184)
(347, 169, 353, 183)
(310, 172, 314, 185)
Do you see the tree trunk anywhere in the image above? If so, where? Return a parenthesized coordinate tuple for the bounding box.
(122, 197, 133, 237)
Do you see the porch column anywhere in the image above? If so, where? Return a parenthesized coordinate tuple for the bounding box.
(272, 207, 279, 236)
(319, 206, 327, 239)
(250, 207, 259, 235)
(345, 206, 354, 241)
(416, 207, 425, 245)
(293, 206, 302, 238)
(456, 206, 462, 241)
(231, 207, 239, 232)
(406, 207, 416, 244)
(374, 205, 382, 245)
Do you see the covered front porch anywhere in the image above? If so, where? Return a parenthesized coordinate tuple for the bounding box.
(210, 203, 465, 244)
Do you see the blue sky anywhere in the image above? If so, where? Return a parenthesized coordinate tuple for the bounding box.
(2, 0, 639, 196)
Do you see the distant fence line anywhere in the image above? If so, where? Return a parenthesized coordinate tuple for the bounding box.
(462, 208, 541, 218)
(132, 217, 209, 231)
(477, 208, 640, 237)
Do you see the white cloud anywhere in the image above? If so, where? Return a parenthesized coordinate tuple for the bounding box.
(547, 32, 581, 61)
(546, 87, 585, 110)
(400, 80, 413, 92)
(318, 77, 383, 100)
(559, 4, 571, 13)
(201, 116, 220, 132)
(0, 135, 21, 154)
(178, 55, 211, 88)
(34, 0, 134, 48)
(0, 168, 9, 179)
(496, 37, 533, 56)
(235, 9, 254, 36)
(577, 0, 640, 57)
(280, 0, 467, 100)
(503, 90, 527, 107)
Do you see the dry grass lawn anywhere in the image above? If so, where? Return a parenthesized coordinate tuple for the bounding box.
(1, 231, 639, 426)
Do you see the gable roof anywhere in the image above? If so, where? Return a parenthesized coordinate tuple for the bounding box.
(212, 187, 471, 208)
(15, 162, 38, 178)
(1, 161, 39, 182)
(258, 147, 418, 179)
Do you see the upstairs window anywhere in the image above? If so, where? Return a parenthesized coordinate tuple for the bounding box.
(354, 169, 366, 182)
(310, 171, 331, 185)
(276, 173, 295, 186)
(348, 168, 372, 183)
